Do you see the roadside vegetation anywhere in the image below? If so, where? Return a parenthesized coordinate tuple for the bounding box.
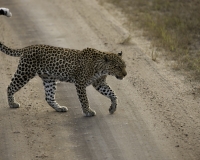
(100, 0, 200, 78)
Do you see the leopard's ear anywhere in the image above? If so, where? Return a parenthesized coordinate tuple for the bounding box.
(118, 51, 122, 57)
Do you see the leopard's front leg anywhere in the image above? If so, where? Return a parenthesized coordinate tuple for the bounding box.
(75, 84, 96, 117)
(43, 79, 68, 112)
(93, 77, 117, 114)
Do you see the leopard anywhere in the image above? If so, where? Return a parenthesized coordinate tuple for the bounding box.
(0, 42, 127, 117)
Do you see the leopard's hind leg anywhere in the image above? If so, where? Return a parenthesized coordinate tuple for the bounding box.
(7, 67, 35, 108)
(42, 78, 68, 112)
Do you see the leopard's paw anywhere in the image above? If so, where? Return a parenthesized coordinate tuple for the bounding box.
(83, 108, 96, 117)
(10, 102, 20, 108)
(109, 105, 116, 114)
(55, 106, 68, 112)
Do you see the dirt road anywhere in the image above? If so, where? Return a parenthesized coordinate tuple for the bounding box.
(0, 0, 199, 160)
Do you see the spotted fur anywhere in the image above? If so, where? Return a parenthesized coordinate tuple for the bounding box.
(0, 42, 127, 116)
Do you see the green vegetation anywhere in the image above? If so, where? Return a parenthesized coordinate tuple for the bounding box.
(100, 0, 200, 77)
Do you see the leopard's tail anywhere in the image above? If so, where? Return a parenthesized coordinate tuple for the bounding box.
(0, 42, 22, 57)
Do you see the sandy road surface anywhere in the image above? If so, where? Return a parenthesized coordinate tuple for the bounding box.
(0, 0, 200, 160)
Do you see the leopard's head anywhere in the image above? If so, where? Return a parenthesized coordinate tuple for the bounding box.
(104, 51, 127, 80)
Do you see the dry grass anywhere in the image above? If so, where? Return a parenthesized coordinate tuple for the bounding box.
(100, 0, 200, 78)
